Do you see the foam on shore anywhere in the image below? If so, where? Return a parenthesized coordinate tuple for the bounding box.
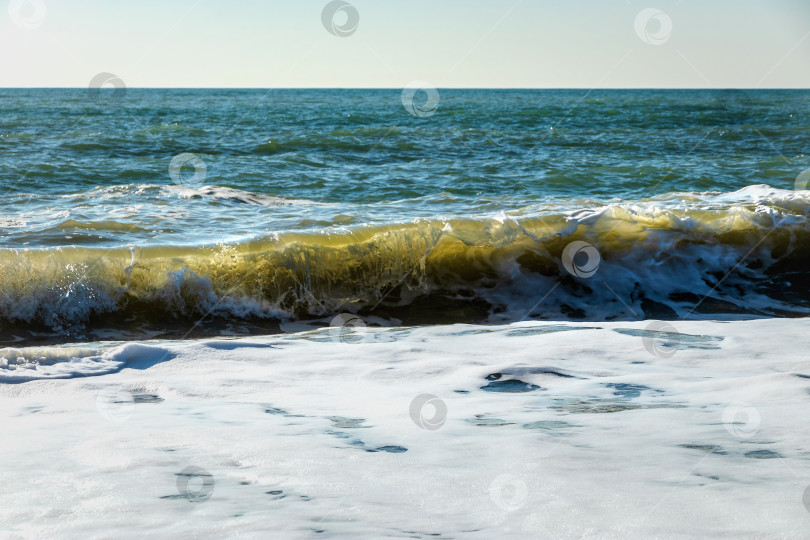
(1, 318, 809, 537)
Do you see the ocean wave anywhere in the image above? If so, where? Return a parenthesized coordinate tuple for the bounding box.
(172, 185, 321, 207)
(75, 183, 322, 207)
(0, 186, 808, 341)
(42, 219, 152, 233)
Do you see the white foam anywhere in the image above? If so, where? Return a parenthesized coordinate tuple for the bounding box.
(1, 319, 809, 536)
(0, 343, 167, 382)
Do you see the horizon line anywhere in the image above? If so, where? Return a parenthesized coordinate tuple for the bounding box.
(1, 86, 809, 91)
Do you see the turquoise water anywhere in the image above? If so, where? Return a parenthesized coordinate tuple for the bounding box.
(0, 89, 809, 340)
(1, 89, 806, 248)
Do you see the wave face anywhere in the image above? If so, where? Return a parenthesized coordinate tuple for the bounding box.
(0, 185, 808, 342)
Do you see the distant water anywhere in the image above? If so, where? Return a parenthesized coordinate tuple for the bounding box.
(0, 89, 809, 342)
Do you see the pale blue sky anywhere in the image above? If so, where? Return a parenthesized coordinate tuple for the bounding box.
(1, 0, 809, 88)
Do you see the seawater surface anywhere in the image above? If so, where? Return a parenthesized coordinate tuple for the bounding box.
(1, 89, 809, 342)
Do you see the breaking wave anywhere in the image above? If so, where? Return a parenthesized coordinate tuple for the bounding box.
(0, 185, 808, 342)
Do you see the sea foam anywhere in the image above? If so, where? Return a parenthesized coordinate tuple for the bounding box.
(1, 319, 808, 536)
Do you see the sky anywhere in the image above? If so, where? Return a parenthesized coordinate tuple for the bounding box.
(1, 0, 809, 88)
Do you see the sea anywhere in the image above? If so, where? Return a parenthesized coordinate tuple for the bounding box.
(1, 89, 810, 537)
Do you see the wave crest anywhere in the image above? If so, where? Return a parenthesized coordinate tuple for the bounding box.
(0, 189, 809, 342)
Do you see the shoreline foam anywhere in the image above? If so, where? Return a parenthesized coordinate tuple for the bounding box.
(1, 318, 809, 537)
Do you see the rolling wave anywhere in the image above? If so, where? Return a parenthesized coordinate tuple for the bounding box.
(0, 185, 808, 343)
